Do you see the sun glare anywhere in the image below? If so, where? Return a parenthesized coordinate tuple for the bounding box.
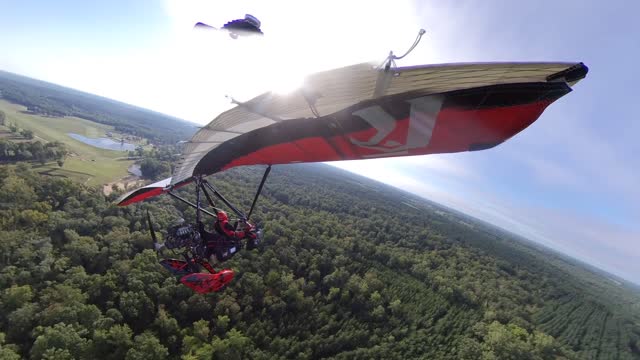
(159, 0, 424, 122)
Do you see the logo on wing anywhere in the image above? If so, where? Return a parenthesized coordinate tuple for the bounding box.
(349, 96, 444, 156)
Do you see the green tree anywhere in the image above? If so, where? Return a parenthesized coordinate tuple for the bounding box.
(91, 324, 133, 360)
(119, 291, 155, 327)
(210, 328, 253, 360)
(125, 332, 168, 360)
(0, 332, 20, 360)
(458, 337, 483, 360)
(181, 320, 213, 360)
(140, 158, 170, 180)
(6, 303, 38, 343)
(61, 229, 100, 268)
(0, 346, 20, 360)
(479, 321, 568, 360)
(20, 129, 34, 139)
(42, 348, 74, 359)
(30, 323, 90, 360)
(216, 315, 230, 334)
(0, 176, 36, 209)
(1, 285, 34, 311)
(153, 308, 181, 354)
(17, 209, 48, 227)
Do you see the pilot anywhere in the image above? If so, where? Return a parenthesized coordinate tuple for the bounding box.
(202, 210, 258, 263)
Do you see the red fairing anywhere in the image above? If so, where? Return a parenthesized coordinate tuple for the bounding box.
(180, 270, 235, 294)
(160, 259, 191, 276)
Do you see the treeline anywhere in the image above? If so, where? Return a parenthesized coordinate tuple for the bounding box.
(137, 145, 181, 180)
(2, 122, 34, 140)
(0, 71, 197, 145)
(0, 163, 638, 359)
(1, 110, 34, 139)
(0, 140, 66, 165)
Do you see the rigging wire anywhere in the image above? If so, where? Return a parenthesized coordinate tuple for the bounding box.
(378, 29, 426, 70)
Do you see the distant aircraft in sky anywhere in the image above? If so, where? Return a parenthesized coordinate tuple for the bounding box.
(194, 14, 263, 39)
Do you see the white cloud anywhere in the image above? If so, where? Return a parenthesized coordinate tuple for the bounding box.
(331, 153, 476, 181)
(514, 152, 583, 189)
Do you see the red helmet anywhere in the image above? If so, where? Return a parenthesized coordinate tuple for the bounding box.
(217, 210, 229, 222)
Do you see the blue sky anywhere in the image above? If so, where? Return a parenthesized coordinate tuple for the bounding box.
(1, 0, 638, 284)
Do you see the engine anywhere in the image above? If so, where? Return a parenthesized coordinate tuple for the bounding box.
(165, 223, 201, 250)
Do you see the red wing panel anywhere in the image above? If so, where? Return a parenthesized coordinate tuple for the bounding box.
(193, 82, 572, 176)
(117, 186, 168, 207)
(426, 100, 550, 153)
(220, 100, 551, 169)
(116, 177, 192, 206)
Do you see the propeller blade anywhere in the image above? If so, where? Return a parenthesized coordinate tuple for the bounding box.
(146, 210, 162, 252)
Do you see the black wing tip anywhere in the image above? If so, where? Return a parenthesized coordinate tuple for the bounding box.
(468, 142, 503, 151)
(547, 62, 589, 83)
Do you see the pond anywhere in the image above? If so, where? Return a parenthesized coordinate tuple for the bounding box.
(68, 133, 137, 151)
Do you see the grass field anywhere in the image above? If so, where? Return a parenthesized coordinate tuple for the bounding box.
(0, 99, 136, 186)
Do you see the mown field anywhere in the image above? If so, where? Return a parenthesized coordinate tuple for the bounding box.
(0, 99, 135, 186)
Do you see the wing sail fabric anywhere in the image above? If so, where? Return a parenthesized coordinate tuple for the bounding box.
(116, 61, 587, 206)
(117, 178, 173, 206)
(171, 62, 587, 185)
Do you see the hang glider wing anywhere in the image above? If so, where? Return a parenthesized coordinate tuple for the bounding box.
(117, 61, 587, 206)
(173, 61, 587, 184)
(116, 177, 194, 206)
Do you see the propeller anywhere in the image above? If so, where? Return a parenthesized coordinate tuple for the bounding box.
(146, 210, 163, 252)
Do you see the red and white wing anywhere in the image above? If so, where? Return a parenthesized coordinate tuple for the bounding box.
(118, 61, 587, 206)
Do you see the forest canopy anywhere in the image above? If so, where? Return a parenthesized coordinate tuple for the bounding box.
(0, 162, 638, 359)
(0, 140, 67, 165)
